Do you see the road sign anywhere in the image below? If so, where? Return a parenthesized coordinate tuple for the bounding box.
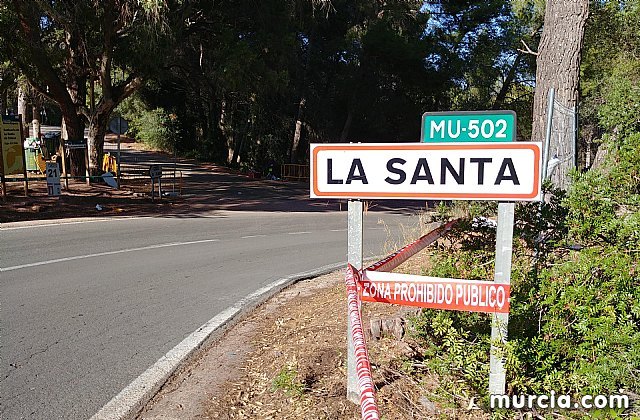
(65, 140, 87, 149)
(1, 115, 26, 175)
(149, 165, 162, 179)
(421, 110, 516, 143)
(310, 142, 542, 201)
(109, 116, 129, 135)
(46, 162, 61, 196)
(359, 271, 510, 313)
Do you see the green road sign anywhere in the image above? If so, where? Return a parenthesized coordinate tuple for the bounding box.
(421, 110, 516, 143)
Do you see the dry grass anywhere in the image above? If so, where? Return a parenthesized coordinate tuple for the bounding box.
(200, 253, 488, 419)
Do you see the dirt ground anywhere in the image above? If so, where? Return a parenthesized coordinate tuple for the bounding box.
(138, 254, 486, 420)
(0, 138, 175, 223)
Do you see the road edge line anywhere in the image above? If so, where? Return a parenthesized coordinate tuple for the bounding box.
(90, 261, 347, 420)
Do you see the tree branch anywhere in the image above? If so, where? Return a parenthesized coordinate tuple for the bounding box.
(518, 39, 539, 56)
(11, 0, 76, 113)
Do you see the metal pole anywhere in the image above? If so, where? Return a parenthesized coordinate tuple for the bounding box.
(84, 143, 90, 186)
(489, 202, 514, 396)
(347, 199, 363, 404)
(573, 103, 578, 169)
(542, 88, 555, 182)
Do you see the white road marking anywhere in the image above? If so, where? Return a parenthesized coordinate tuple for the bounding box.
(330, 228, 347, 232)
(241, 234, 267, 239)
(287, 231, 311, 235)
(0, 239, 220, 272)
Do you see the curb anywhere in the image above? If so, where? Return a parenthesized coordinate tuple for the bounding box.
(90, 261, 348, 420)
(0, 216, 149, 230)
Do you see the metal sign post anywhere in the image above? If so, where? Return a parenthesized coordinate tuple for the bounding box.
(347, 199, 363, 404)
(489, 202, 514, 395)
(109, 116, 128, 189)
(310, 110, 539, 408)
(149, 164, 162, 202)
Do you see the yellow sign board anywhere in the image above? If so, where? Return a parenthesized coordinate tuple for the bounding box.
(1, 115, 25, 175)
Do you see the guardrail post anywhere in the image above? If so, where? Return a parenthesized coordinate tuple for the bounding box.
(347, 199, 363, 404)
(489, 202, 514, 395)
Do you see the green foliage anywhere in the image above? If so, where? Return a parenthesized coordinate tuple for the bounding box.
(271, 365, 304, 397)
(118, 95, 179, 152)
(580, 0, 640, 159)
(511, 247, 640, 396)
(597, 60, 640, 137)
(411, 310, 491, 395)
(410, 131, 640, 412)
(565, 133, 640, 249)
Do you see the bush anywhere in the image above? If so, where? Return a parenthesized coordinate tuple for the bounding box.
(132, 108, 178, 152)
(117, 95, 179, 152)
(409, 133, 640, 414)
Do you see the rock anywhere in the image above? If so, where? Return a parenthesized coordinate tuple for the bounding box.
(369, 317, 405, 340)
(369, 319, 382, 340)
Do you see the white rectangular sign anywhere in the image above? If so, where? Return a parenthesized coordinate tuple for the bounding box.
(46, 162, 61, 196)
(310, 142, 542, 201)
(360, 270, 510, 313)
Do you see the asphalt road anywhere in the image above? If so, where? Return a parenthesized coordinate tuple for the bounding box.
(1, 210, 418, 419)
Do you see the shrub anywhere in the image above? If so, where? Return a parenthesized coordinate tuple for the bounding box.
(117, 95, 179, 152)
(409, 133, 640, 413)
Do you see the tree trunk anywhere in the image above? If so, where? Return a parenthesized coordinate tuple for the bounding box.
(291, 97, 306, 163)
(531, 0, 588, 186)
(88, 117, 108, 175)
(32, 104, 41, 138)
(62, 112, 87, 175)
(17, 85, 28, 139)
(0, 90, 5, 115)
(493, 54, 522, 109)
(219, 98, 236, 165)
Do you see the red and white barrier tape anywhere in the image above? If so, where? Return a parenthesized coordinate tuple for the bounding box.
(366, 219, 459, 273)
(346, 219, 459, 418)
(345, 264, 380, 420)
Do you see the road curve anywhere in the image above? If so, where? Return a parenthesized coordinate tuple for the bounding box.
(1, 210, 414, 419)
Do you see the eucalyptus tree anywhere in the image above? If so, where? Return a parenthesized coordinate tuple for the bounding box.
(0, 0, 173, 174)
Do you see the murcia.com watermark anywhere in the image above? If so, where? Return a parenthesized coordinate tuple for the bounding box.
(488, 392, 629, 410)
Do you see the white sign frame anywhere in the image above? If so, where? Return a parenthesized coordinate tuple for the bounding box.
(310, 142, 542, 201)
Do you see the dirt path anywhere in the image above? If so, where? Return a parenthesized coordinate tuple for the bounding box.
(1, 139, 426, 223)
